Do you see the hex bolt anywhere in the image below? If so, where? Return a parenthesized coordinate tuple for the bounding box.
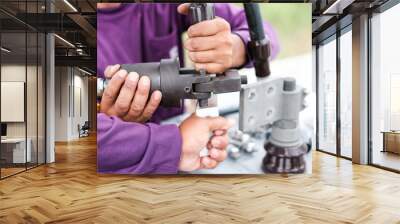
(241, 142, 257, 153)
(230, 130, 250, 143)
(283, 78, 296, 91)
(228, 145, 241, 160)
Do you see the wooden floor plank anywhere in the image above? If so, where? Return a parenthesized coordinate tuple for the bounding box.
(0, 134, 399, 223)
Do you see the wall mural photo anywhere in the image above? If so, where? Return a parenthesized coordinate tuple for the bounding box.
(96, 2, 314, 175)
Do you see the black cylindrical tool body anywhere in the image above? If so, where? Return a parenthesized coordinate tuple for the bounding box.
(121, 59, 182, 107)
(121, 62, 161, 92)
(121, 58, 211, 108)
(244, 3, 265, 41)
(244, 3, 271, 78)
(159, 58, 185, 107)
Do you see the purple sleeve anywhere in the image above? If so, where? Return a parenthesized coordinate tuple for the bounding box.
(180, 3, 280, 65)
(97, 113, 182, 174)
(149, 104, 184, 124)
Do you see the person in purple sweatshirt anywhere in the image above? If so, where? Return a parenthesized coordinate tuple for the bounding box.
(97, 3, 279, 174)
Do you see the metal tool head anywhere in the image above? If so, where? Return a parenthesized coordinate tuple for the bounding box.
(119, 58, 246, 108)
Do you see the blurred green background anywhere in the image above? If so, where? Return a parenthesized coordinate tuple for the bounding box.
(235, 3, 312, 59)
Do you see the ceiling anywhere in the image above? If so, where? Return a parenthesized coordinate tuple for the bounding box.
(0, 0, 396, 72)
(0, 0, 96, 73)
(311, 0, 392, 43)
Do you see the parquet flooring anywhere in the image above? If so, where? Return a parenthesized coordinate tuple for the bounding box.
(1, 167, 26, 178)
(0, 134, 400, 223)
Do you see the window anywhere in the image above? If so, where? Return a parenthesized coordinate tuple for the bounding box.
(370, 2, 400, 171)
(0, 1, 46, 179)
(317, 36, 337, 154)
(1, 29, 28, 177)
(390, 74, 400, 130)
(339, 28, 352, 158)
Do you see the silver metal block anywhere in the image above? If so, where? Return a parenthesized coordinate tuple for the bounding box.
(239, 77, 306, 133)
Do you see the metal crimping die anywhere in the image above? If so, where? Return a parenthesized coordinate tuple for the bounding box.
(120, 58, 247, 108)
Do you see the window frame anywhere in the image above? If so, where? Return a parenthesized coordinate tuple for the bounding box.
(315, 24, 353, 161)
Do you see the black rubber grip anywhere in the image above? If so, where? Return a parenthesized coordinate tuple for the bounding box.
(244, 3, 265, 41)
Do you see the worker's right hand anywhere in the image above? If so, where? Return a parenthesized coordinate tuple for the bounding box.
(178, 114, 234, 172)
(100, 64, 162, 123)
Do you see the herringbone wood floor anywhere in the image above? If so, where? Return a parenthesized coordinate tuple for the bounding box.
(0, 134, 400, 224)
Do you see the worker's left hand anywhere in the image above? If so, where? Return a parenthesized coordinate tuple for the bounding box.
(100, 65, 162, 123)
(178, 4, 246, 74)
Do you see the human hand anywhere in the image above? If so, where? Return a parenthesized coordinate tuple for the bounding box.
(178, 4, 246, 73)
(178, 113, 234, 172)
(100, 64, 162, 123)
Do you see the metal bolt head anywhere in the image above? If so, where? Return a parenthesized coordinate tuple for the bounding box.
(228, 145, 241, 160)
(242, 142, 257, 153)
(283, 78, 296, 91)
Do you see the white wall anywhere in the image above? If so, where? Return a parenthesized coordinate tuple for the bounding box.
(1, 64, 29, 143)
(1, 65, 26, 139)
(72, 73, 89, 138)
(1, 64, 46, 164)
(54, 67, 89, 141)
(1, 65, 38, 138)
(55, 66, 69, 141)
